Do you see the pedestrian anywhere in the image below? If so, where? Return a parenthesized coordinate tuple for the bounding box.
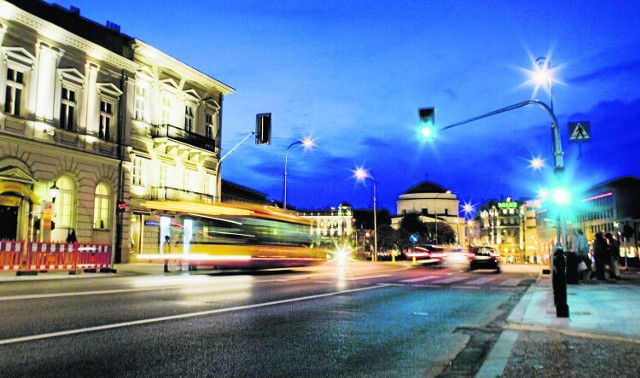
(163, 235, 171, 273)
(592, 232, 608, 280)
(574, 228, 591, 281)
(605, 232, 621, 280)
(66, 228, 77, 243)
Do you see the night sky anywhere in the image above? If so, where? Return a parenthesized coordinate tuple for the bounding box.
(51, 0, 640, 214)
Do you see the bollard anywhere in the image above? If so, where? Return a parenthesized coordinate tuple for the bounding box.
(553, 246, 570, 317)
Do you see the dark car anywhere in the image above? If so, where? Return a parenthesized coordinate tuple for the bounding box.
(468, 246, 501, 273)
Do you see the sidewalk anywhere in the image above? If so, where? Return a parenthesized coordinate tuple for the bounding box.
(477, 267, 640, 377)
(0, 263, 171, 282)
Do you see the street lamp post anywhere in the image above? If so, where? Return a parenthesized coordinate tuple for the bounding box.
(283, 138, 313, 210)
(354, 168, 377, 262)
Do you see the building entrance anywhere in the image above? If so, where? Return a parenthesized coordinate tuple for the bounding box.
(0, 205, 18, 240)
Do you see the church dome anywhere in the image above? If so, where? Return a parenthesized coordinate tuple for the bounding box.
(403, 181, 448, 194)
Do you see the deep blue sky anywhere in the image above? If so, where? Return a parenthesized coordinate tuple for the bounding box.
(53, 0, 640, 214)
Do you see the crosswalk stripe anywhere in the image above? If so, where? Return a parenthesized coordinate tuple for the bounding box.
(432, 276, 468, 284)
(466, 277, 498, 285)
(499, 278, 521, 286)
(400, 276, 438, 283)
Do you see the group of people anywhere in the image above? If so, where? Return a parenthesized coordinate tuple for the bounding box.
(574, 228, 622, 281)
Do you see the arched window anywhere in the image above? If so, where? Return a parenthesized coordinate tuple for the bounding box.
(55, 176, 75, 228)
(93, 183, 110, 229)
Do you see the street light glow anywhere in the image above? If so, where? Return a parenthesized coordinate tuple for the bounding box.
(530, 157, 544, 170)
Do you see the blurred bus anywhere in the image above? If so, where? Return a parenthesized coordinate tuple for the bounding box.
(135, 200, 330, 270)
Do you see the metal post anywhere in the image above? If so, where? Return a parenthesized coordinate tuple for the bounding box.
(214, 132, 255, 203)
(373, 177, 378, 262)
(284, 141, 302, 209)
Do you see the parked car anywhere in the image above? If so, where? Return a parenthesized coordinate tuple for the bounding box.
(468, 246, 501, 273)
(405, 244, 448, 262)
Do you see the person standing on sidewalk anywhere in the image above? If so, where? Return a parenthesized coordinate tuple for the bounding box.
(593, 232, 608, 280)
(163, 235, 171, 273)
(605, 232, 621, 280)
(575, 228, 591, 281)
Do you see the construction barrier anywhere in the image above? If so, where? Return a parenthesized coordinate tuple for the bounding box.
(9, 241, 113, 275)
(76, 243, 111, 271)
(0, 240, 24, 271)
(27, 242, 76, 271)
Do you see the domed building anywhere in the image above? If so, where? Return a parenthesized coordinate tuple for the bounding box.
(391, 181, 465, 245)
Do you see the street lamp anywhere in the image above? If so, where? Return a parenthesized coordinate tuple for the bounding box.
(283, 138, 313, 209)
(354, 167, 377, 262)
(534, 57, 556, 111)
(50, 181, 59, 203)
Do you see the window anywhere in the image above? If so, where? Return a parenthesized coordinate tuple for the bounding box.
(159, 163, 167, 188)
(93, 183, 110, 229)
(4, 68, 24, 116)
(134, 85, 147, 121)
(54, 176, 75, 228)
(205, 113, 214, 139)
(99, 100, 114, 140)
(185, 105, 195, 132)
(162, 95, 172, 126)
(132, 157, 146, 186)
(60, 87, 76, 130)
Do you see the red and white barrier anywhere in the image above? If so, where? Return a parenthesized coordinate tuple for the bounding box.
(27, 242, 76, 271)
(0, 240, 23, 271)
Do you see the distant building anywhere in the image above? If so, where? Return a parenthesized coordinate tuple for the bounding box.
(535, 176, 640, 266)
(391, 181, 465, 245)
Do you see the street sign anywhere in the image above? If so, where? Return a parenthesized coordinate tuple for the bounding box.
(410, 233, 420, 243)
(569, 121, 591, 142)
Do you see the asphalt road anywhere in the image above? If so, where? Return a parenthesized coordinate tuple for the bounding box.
(0, 261, 539, 377)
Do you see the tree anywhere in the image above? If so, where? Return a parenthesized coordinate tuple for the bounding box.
(377, 225, 399, 252)
(399, 213, 456, 245)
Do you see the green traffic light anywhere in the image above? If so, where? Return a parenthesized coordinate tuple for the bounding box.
(418, 107, 435, 141)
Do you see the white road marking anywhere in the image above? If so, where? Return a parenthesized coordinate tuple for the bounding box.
(466, 277, 498, 285)
(400, 276, 438, 283)
(499, 279, 522, 287)
(0, 284, 391, 345)
(432, 276, 468, 284)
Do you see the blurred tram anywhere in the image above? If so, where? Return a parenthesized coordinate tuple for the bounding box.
(135, 200, 331, 269)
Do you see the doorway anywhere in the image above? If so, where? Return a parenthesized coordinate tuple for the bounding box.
(0, 205, 18, 239)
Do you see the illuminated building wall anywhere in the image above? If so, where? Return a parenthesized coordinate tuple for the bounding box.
(0, 0, 232, 263)
(573, 176, 640, 266)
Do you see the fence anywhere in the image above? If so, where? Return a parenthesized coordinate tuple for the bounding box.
(0, 240, 112, 275)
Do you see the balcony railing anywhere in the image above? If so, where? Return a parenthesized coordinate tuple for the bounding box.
(151, 124, 217, 152)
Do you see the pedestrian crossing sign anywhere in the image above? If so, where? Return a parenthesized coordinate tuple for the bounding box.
(569, 121, 591, 142)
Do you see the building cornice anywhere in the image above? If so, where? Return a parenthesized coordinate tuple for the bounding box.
(0, 1, 138, 73)
(131, 39, 234, 95)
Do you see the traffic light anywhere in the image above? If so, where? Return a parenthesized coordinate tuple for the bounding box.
(551, 187, 571, 207)
(116, 200, 126, 213)
(255, 113, 271, 145)
(418, 107, 435, 141)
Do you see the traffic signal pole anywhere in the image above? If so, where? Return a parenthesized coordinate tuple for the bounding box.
(438, 99, 569, 317)
(440, 100, 563, 174)
(214, 131, 255, 203)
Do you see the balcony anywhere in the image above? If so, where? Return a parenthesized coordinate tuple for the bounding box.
(151, 124, 218, 157)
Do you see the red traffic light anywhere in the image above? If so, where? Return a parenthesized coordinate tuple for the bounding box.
(116, 200, 126, 213)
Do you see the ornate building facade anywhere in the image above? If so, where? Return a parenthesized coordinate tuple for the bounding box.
(0, 0, 232, 263)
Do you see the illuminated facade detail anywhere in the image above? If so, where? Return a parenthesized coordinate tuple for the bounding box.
(478, 198, 528, 263)
(391, 181, 465, 245)
(301, 205, 353, 240)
